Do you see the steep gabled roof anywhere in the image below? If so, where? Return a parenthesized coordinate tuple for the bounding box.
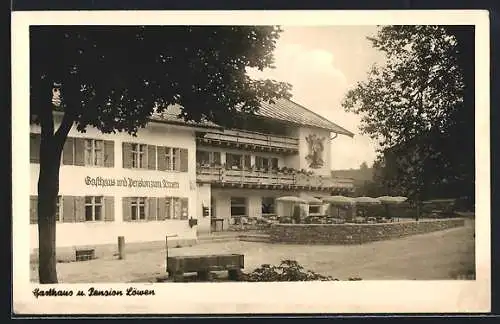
(257, 98, 354, 137)
(150, 98, 354, 137)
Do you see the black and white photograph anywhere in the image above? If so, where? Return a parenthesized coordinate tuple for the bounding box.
(12, 10, 490, 314)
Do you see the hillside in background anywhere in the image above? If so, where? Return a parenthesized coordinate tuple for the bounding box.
(331, 163, 374, 189)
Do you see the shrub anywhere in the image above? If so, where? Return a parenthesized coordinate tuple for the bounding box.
(243, 260, 338, 281)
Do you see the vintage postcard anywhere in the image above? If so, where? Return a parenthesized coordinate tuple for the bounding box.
(12, 10, 490, 314)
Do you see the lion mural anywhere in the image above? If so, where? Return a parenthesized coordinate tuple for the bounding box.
(305, 134, 325, 169)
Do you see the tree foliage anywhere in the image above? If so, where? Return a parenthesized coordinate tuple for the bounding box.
(342, 25, 474, 203)
(31, 26, 292, 133)
(30, 25, 292, 283)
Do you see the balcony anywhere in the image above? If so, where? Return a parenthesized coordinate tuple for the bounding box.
(195, 130, 299, 154)
(196, 166, 354, 193)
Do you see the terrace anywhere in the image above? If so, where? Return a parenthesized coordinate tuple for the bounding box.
(195, 130, 299, 154)
(196, 166, 354, 192)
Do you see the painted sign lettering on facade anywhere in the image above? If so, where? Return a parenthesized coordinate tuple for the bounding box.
(84, 176, 179, 189)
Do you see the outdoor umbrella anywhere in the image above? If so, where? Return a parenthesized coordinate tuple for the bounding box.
(322, 196, 356, 205)
(377, 196, 408, 204)
(376, 196, 408, 221)
(276, 196, 308, 203)
(354, 196, 381, 218)
(300, 195, 323, 205)
(322, 196, 356, 218)
(354, 196, 382, 205)
(276, 196, 308, 223)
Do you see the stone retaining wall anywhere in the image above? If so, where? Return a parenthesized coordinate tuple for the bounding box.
(268, 218, 465, 245)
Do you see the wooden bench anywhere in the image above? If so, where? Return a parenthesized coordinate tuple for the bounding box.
(166, 254, 244, 282)
(75, 248, 95, 262)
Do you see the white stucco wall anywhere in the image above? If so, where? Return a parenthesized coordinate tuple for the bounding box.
(30, 119, 200, 249)
(196, 183, 212, 235)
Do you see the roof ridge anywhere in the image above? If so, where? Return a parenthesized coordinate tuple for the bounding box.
(283, 98, 354, 137)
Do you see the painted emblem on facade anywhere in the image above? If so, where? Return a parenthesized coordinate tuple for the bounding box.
(305, 134, 325, 169)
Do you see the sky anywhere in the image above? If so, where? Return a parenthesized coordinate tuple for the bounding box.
(247, 26, 387, 170)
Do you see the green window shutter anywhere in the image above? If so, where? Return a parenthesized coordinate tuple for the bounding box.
(157, 197, 166, 220)
(62, 137, 75, 165)
(104, 196, 115, 221)
(122, 197, 132, 222)
(104, 141, 115, 168)
(62, 195, 76, 223)
(180, 148, 189, 172)
(157, 146, 167, 171)
(180, 198, 189, 220)
(75, 196, 86, 222)
(147, 197, 157, 221)
(74, 138, 85, 166)
(147, 145, 156, 170)
(30, 133, 41, 164)
(30, 195, 38, 224)
(122, 143, 133, 169)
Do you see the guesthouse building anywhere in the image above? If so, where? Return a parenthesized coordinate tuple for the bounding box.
(29, 98, 354, 251)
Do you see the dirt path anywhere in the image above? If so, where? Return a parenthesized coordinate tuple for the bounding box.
(30, 220, 475, 282)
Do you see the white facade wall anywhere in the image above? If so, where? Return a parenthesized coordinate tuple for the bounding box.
(30, 118, 201, 249)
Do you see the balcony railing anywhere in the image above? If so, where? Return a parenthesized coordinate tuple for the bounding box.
(196, 166, 354, 192)
(196, 130, 299, 153)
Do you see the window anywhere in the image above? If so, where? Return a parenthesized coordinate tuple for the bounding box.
(196, 151, 221, 167)
(132, 144, 147, 168)
(164, 197, 182, 219)
(131, 197, 147, 220)
(196, 150, 210, 166)
(226, 154, 250, 170)
(165, 147, 180, 171)
(55, 196, 62, 222)
(212, 152, 221, 166)
(84, 139, 104, 166)
(230, 197, 247, 216)
(261, 197, 275, 215)
(226, 153, 242, 170)
(271, 158, 279, 170)
(309, 205, 321, 215)
(255, 156, 279, 171)
(85, 196, 103, 221)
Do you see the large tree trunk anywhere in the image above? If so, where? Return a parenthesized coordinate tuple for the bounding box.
(37, 138, 63, 284)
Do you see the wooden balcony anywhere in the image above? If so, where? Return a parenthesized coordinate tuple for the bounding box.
(195, 130, 299, 154)
(196, 166, 354, 192)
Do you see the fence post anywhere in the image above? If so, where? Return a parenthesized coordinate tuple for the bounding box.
(118, 236, 125, 260)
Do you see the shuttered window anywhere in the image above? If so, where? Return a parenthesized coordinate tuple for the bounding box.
(29, 196, 63, 223)
(61, 137, 114, 167)
(29, 195, 114, 223)
(131, 144, 147, 169)
(84, 139, 104, 166)
(180, 197, 189, 220)
(161, 147, 188, 172)
(130, 197, 147, 221)
(124, 197, 158, 221)
(123, 143, 155, 170)
(84, 196, 104, 221)
(159, 197, 189, 220)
